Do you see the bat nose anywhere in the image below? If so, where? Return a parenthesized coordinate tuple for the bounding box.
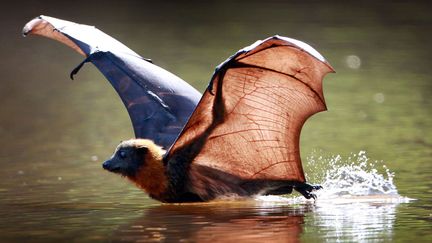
(102, 160, 111, 170)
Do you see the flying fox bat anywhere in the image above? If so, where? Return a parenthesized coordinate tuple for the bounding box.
(23, 16, 333, 202)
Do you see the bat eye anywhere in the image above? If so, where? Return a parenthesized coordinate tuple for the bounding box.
(119, 150, 127, 159)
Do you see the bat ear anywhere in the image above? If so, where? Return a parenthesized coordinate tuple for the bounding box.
(136, 146, 149, 156)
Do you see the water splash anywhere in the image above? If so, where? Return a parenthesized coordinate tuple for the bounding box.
(254, 151, 412, 242)
(309, 151, 398, 198)
(257, 151, 412, 204)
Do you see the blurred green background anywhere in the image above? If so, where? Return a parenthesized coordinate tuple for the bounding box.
(0, 0, 431, 241)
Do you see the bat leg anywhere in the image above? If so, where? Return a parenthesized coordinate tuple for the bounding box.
(264, 185, 293, 195)
(294, 183, 322, 200)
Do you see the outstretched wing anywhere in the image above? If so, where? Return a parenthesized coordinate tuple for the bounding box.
(167, 36, 333, 183)
(23, 15, 201, 149)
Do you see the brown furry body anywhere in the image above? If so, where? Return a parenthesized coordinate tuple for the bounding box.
(103, 139, 317, 202)
(107, 139, 297, 202)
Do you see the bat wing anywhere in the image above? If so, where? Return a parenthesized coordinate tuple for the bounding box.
(167, 36, 333, 194)
(23, 15, 201, 149)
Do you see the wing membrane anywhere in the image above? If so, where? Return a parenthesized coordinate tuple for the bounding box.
(23, 15, 201, 149)
(168, 36, 333, 182)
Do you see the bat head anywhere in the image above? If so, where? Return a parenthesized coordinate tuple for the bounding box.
(102, 139, 168, 196)
(102, 139, 165, 177)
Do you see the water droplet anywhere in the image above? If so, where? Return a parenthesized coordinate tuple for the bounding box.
(373, 93, 385, 103)
(345, 55, 361, 69)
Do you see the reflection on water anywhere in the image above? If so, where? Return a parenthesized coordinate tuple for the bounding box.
(110, 198, 402, 243)
(312, 200, 398, 242)
(113, 203, 307, 242)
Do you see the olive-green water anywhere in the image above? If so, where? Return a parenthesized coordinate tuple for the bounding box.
(1, 1, 431, 242)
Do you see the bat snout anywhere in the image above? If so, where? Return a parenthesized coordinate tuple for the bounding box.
(102, 159, 122, 173)
(102, 160, 110, 170)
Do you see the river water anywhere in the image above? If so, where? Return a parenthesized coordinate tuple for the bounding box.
(1, 1, 431, 242)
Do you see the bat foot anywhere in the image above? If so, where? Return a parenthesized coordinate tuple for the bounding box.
(294, 183, 322, 200)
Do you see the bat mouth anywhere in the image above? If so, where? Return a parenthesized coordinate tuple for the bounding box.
(102, 160, 124, 174)
(106, 167, 122, 173)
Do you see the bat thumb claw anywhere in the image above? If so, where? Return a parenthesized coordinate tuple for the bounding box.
(70, 59, 87, 80)
(69, 53, 96, 80)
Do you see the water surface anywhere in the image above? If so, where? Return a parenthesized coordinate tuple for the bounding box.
(0, 1, 431, 242)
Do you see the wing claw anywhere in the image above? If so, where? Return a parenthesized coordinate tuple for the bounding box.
(70, 53, 95, 80)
